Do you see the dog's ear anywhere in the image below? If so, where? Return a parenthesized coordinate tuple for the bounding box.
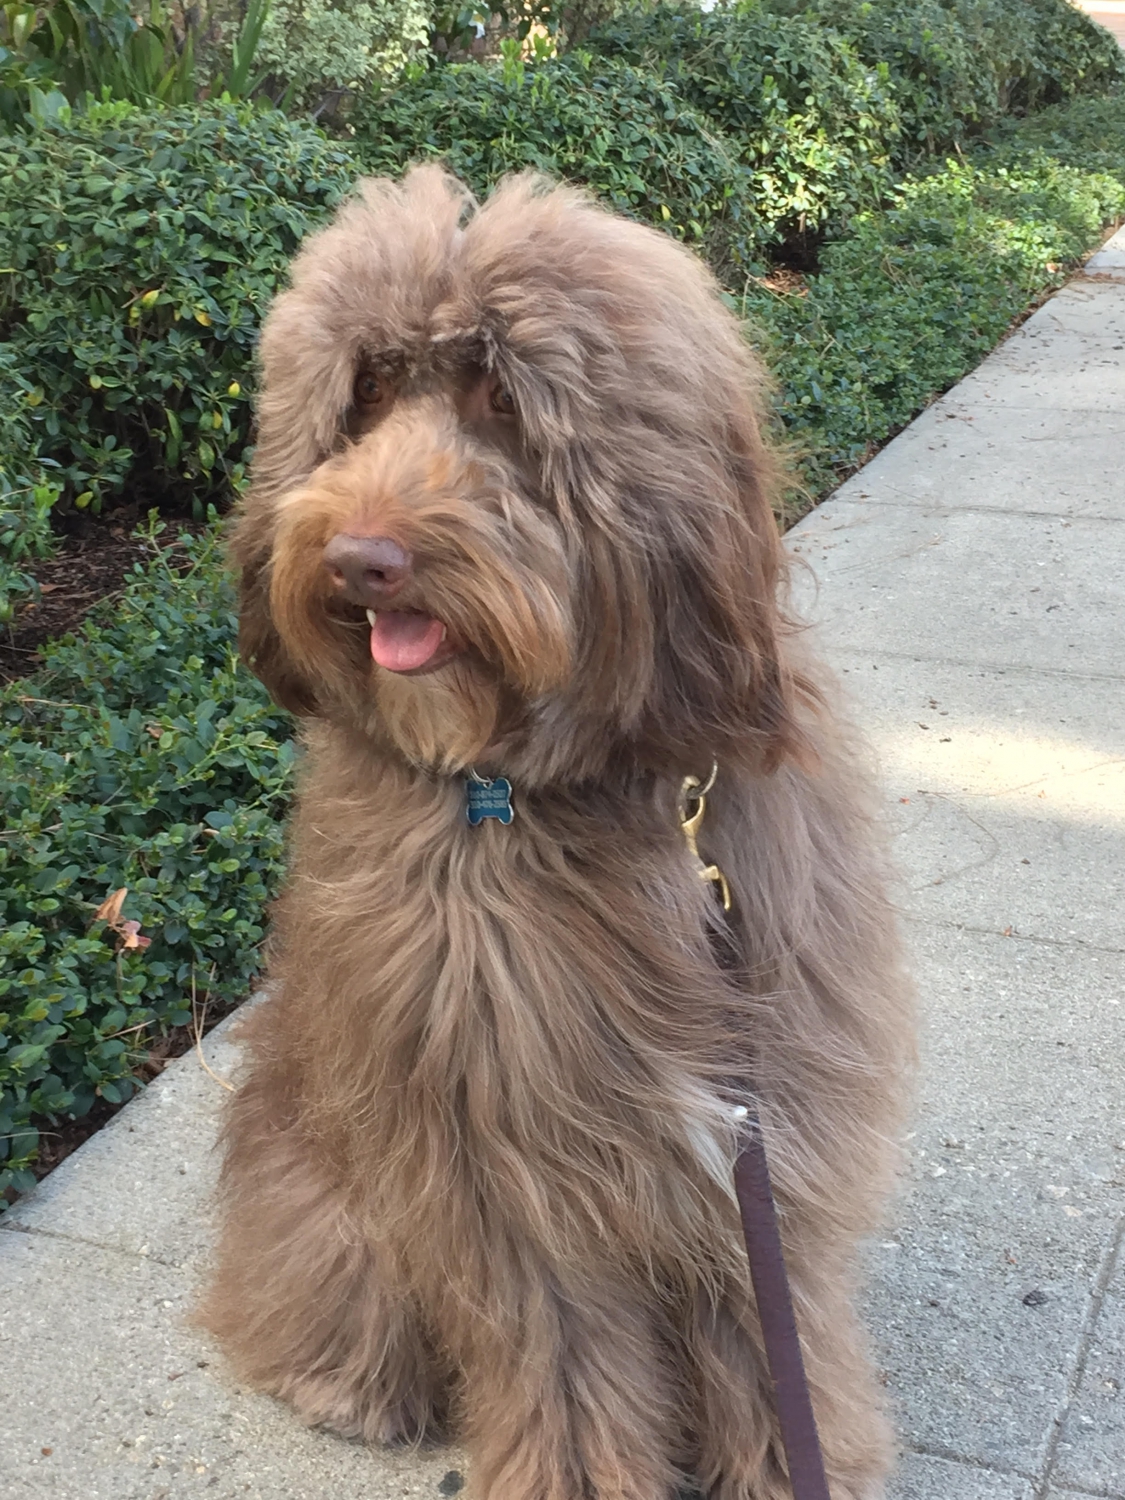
(229, 502, 319, 717)
(717, 419, 819, 774)
(642, 405, 818, 776)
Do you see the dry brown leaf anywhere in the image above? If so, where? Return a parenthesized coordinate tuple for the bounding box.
(94, 887, 152, 953)
(94, 887, 128, 926)
(119, 920, 152, 951)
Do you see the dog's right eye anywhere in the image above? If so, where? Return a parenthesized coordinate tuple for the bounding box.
(354, 371, 389, 408)
(489, 382, 517, 417)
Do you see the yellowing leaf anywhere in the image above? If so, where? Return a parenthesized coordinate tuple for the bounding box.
(194, 309, 212, 326)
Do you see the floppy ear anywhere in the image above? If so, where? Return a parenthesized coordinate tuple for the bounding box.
(229, 501, 319, 717)
(717, 419, 819, 774)
(641, 401, 819, 776)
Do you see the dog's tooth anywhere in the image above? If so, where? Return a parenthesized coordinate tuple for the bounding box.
(439, 624, 447, 643)
(366, 609, 377, 627)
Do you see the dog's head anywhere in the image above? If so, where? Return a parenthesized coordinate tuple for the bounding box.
(234, 165, 811, 784)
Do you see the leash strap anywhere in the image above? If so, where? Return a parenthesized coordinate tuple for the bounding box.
(733, 1120, 832, 1500)
(679, 767, 832, 1497)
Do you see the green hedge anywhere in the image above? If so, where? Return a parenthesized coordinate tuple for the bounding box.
(0, 347, 63, 625)
(745, 148, 1125, 495)
(959, 0, 1124, 113)
(760, 0, 1125, 160)
(0, 521, 293, 1196)
(357, 0, 1123, 267)
(583, 5, 901, 246)
(986, 88, 1125, 179)
(0, 99, 352, 519)
(589, 1, 1125, 174)
(770, 0, 998, 157)
(352, 53, 761, 274)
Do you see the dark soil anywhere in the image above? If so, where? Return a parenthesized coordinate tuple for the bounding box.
(0, 507, 210, 685)
(755, 267, 809, 298)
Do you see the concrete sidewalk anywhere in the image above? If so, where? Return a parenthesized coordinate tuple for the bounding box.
(2, 232, 1123, 1500)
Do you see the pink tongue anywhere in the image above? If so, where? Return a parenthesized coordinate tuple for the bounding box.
(369, 612, 445, 672)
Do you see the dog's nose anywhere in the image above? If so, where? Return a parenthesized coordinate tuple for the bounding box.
(322, 534, 413, 604)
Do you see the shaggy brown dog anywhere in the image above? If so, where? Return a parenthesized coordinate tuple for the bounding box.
(202, 165, 913, 1500)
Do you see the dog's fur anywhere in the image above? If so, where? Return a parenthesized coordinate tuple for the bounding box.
(201, 166, 914, 1500)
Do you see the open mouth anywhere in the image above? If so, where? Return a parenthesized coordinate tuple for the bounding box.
(366, 609, 459, 674)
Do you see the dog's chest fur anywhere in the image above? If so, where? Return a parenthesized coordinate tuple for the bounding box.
(264, 726, 748, 1276)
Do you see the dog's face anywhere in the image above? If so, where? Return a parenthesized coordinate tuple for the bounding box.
(234, 166, 805, 784)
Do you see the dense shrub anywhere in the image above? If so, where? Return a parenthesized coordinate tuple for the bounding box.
(763, 0, 1124, 159)
(0, 351, 63, 624)
(985, 87, 1125, 183)
(255, 0, 430, 110)
(0, 99, 354, 517)
(585, 5, 900, 248)
(0, 520, 294, 1196)
(352, 53, 761, 273)
(763, 0, 997, 157)
(981, 0, 1124, 113)
(748, 153, 1125, 493)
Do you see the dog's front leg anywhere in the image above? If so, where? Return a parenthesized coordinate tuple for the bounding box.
(687, 1276, 892, 1500)
(199, 1028, 449, 1444)
(456, 1270, 681, 1500)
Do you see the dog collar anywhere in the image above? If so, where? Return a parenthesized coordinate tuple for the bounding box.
(463, 765, 731, 879)
(466, 768, 514, 826)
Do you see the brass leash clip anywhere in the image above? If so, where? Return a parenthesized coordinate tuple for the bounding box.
(679, 762, 732, 912)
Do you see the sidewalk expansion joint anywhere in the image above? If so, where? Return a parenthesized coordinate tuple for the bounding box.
(0, 1217, 185, 1273)
(1034, 1213, 1125, 1500)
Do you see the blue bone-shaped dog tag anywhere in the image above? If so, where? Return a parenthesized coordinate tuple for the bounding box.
(466, 775, 514, 826)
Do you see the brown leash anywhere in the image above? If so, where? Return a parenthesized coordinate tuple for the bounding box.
(733, 1123, 832, 1500)
(680, 769, 832, 1500)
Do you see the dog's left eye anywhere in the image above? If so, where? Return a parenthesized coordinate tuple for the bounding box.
(490, 384, 516, 416)
(354, 371, 389, 408)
